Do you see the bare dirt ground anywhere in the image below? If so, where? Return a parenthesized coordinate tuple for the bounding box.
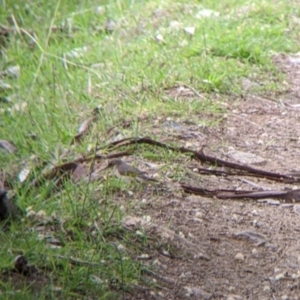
(126, 55, 300, 300)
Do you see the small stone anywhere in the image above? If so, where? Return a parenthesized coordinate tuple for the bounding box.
(137, 254, 150, 260)
(231, 214, 238, 221)
(293, 204, 300, 215)
(195, 211, 203, 218)
(266, 199, 280, 206)
(135, 230, 143, 237)
(262, 284, 271, 292)
(280, 204, 293, 208)
(143, 215, 151, 222)
(90, 275, 103, 284)
(274, 272, 286, 281)
(185, 195, 212, 204)
(257, 198, 280, 205)
(192, 218, 202, 223)
(184, 286, 212, 299)
(117, 244, 126, 251)
(257, 199, 281, 206)
(188, 232, 195, 239)
(179, 231, 185, 238)
(228, 149, 266, 165)
(251, 219, 258, 227)
(234, 253, 244, 261)
(265, 243, 278, 251)
(274, 268, 281, 273)
(169, 199, 179, 205)
(152, 259, 166, 270)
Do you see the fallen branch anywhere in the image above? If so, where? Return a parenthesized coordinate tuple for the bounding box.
(181, 184, 300, 202)
(103, 137, 298, 183)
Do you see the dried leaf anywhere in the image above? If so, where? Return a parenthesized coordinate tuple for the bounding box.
(0, 80, 11, 91)
(18, 166, 31, 183)
(73, 116, 97, 143)
(18, 155, 40, 183)
(184, 27, 195, 36)
(155, 34, 164, 43)
(72, 164, 88, 182)
(0, 140, 17, 153)
(104, 19, 117, 34)
(78, 117, 95, 135)
(196, 9, 220, 18)
(65, 46, 89, 58)
(72, 108, 100, 144)
(0, 65, 20, 78)
(169, 21, 181, 30)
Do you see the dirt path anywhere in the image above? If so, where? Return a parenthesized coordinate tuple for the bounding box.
(129, 54, 300, 299)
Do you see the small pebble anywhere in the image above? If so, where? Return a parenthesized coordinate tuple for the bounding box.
(262, 284, 270, 292)
(274, 268, 281, 273)
(266, 199, 280, 206)
(234, 253, 244, 261)
(274, 272, 286, 281)
(280, 203, 293, 208)
(251, 248, 258, 256)
(257, 199, 280, 205)
(293, 205, 300, 215)
(195, 211, 203, 218)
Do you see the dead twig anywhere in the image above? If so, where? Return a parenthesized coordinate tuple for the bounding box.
(102, 137, 298, 183)
(53, 255, 103, 267)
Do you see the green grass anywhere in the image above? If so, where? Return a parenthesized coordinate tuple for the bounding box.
(1, 0, 300, 298)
